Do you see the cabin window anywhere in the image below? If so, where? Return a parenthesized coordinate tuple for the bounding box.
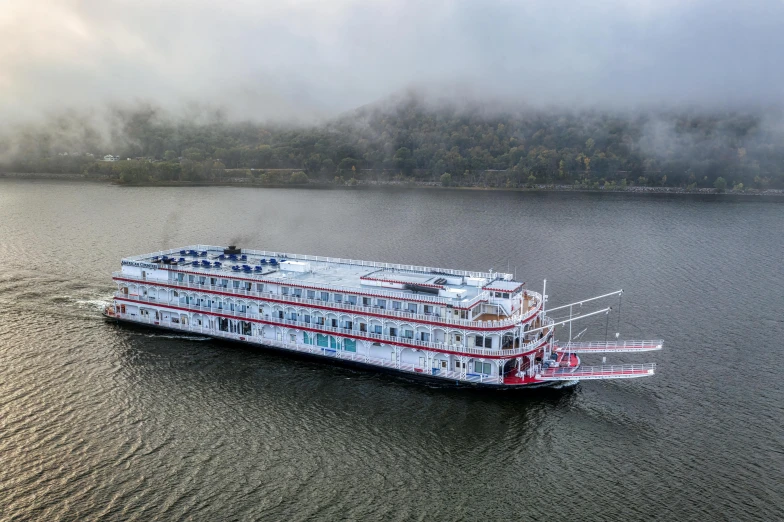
(503, 293, 510, 299)
(474, 362, 491, 374)
(330, 318, 338, 327)
(334, 294, 343, 303)
(344, 321, 353, 330)
(304, 314, 311, 323)
(277, 311, 284, 319)
(347, 295, 357, 305)
(292, 288, 302, 297)
(320, 292, 329, 301)
(289, 312, 297, 320)
(403, 329, 414, 339)
(363, 297, 371, 306)
(188, 275, 195, 283)
(373, 325, 382, 334)
(389, 327, 397, 337)
(455, 361, 463, 369)
(420, 332, 430, 342)
(233, 280, 240, 289)
(359, 323, 367, 332)
(407, 303, 417, 313)
(281, 287, 289, 295)
(392, 301, 401, 310)
(177, 273, 184, 282)
(221, 279, 228, 288)
(423, 305, 433, 314)
(455, 334, 462, 342)
(377, 299, 386, 309)
(290, 333, 296, 342)
(199, 276, 206, 284)
(307, 290, 315, 299)
(210, 277, 217, 286)
(474, 336, 492, 348)
(315, 317, 325, 325)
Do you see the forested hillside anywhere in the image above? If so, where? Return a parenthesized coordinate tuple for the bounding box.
(3, 97, 782, 191)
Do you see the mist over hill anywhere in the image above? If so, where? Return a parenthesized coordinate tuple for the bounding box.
(1, 96, 781, 190)
(2, 0, 784, 190)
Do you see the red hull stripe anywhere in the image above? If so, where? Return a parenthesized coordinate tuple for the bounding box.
(112, 277, 540, 331)
(114, 297, 546, 359)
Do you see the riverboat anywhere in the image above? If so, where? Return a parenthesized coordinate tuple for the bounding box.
(105, 245, 661, 388)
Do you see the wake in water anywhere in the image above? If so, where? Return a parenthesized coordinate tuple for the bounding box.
(75, 296, 114, 311)
(550, 380, 579, 389)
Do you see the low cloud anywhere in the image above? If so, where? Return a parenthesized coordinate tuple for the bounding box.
(1, 0, 783, 126)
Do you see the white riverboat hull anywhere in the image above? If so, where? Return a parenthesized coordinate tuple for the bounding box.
(106, 245, 660, 389)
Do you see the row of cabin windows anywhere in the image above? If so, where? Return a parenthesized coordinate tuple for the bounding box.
(178, 296, 247, 312)
(288, 288, 437, 315)
(493, 292, 511, 299)
(175, 274, 453, 317)
(176, 273, 445, 314)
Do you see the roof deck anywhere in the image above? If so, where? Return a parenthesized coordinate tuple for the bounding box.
(123, 245, 524, 307)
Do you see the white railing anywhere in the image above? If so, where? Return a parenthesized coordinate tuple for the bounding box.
(124, 244, 513, 281)
(554, 340, 664, 353)
(112, 272, 542, 330)
(111, 311, 502, 384)
(114, 293, 552, 358)
(539, 363, 656, 380)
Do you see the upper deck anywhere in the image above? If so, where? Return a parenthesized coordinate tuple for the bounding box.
(121, 245, 526, 310)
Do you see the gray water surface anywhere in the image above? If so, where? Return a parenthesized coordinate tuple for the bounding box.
(0, 180, 782, 521)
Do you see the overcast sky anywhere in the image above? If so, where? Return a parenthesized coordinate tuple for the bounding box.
(1, 0, 782, 123)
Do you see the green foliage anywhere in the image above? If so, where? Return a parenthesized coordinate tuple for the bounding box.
(5, 99, 784, 190)
(714, 176, 727, 192)
(290, 171, 309, 184)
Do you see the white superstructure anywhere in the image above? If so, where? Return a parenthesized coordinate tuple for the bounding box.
(105, 245, 661, 387)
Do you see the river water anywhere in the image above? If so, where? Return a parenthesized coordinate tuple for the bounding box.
(0, 180, 782, 521)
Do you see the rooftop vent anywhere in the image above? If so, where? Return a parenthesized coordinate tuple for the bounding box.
(224, 245, 242, 255)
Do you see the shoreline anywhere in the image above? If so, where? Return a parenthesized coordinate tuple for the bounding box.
(2, 172, 783, 197)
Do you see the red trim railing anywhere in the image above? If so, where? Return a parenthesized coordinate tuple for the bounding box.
(112, 273, 543, 331)
(113, 294, 552, 359)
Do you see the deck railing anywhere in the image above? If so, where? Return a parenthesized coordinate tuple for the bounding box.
(539, 363, 656, 380)
(554, 340, 664, 353)
(112, 311, 502, 384)
(112, 272, 542, 330)
(126, 262, 490, 308)
(115, 293, 552, 358)
(124, 244, 513, 281)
